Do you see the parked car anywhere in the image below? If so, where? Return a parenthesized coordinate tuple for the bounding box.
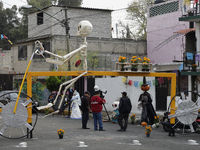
(0, 90, 38, 113)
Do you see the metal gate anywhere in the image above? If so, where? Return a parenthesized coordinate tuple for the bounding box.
(156, 77, 169, 111)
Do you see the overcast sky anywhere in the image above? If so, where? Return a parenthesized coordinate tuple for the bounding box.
(1, 0, 132, 9)
(1, 0, 134, 38)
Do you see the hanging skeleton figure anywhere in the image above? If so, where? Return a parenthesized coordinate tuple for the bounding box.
(36, 20, 93, 117)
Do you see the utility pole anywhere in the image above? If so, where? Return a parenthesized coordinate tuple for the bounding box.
(64, 8, 71, 71)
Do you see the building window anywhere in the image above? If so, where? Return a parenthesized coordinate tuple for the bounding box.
(37, 12, 43, 25)
(33, 41, 50, 61)
(18, 45, 27, 61)
(149, 1, 179, 17)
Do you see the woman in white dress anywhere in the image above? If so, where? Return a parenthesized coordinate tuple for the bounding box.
(70, 90, 82, 119)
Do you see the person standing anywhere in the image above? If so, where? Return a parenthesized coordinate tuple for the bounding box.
(117, 91, 132, 132)
(81, 91, 91, 129)
(90, 91, 106, 131)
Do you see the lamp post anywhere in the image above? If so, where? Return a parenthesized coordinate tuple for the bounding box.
(21, 5, 71, 71)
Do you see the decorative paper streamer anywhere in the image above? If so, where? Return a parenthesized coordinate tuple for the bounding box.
(122, 77, 127, 83)
(179, 63, 183, 72)
(195, 54, 200, 61)
(172, 69, 178, 76)
(152, 79, 158, 86)
(147, 81, 151, 87)
(0, 34, 12, 45)
(193, 0, 199, 4)
(186, 52, 193, 60)
(4, 35, 8, 39)
(183, 0, 191, 6)
(0, 53, 5, 56)
(158, 77, 164, 84)
(134, 81, 138, 87)
(8, 40, 13, 45)
(128, 80, 132, 86)
(139, 81, 143, 87)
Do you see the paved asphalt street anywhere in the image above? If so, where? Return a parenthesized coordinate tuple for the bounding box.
(0, 113, 200, 150)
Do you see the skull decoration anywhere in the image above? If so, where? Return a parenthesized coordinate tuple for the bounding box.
(94, 85, 99, 91)
(112, 100, 119, 110)
(77, 20, 93, 37)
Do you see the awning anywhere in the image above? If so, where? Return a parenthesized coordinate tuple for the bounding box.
(181, 71, 200, 76)
(174, 28, 195, 34)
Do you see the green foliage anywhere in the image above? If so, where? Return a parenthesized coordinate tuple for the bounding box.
(13, 79, 21, 90)
(87, 51, 99, 70)
(27, 0, 53, 10)
(55, 0, 83, 7)
(0, 2, 20, 49)
(0, 0, 83, 50)
(46, 76, 62, 92)
(124, 0, 154, 40)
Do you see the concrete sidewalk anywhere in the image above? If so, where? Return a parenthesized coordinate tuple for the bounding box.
(0, 113, 200, 150)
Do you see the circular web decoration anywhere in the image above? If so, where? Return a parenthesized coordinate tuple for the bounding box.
(176, 100, 198, 125)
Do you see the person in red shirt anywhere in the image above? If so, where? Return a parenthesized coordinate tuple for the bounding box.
(90, 91, 106, 131)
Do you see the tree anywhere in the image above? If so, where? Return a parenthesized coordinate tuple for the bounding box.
(27, 0, 52, 9)
(0, 2, 20, 49)
(46, 76, 62, 93)
(55, 0, 83, 7)
(124, 0, 154, 40)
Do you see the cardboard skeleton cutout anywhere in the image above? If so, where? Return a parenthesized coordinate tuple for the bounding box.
(36, 20, 93, 117)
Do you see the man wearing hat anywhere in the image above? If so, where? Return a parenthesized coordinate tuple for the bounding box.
(81, 91, 92, 129)
(117, 91, 132, 131)
(90, 90, 106, 131)
(138, 76, 157, 125)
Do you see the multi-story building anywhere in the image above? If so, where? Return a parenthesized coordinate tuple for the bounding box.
(147, 0, 195, 110)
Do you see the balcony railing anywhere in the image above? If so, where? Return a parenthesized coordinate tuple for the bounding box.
(182, 0, 200, 17)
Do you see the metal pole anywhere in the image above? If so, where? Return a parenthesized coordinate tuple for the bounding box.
(65, 8, 71, 71)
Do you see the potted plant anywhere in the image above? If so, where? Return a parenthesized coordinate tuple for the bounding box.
(154, 116, 159, 128)
(57, 129, 65, 139)
(118, 56, 127, 71)
(131, 56, 142, 71)
(145, 126, 152, 137)
(130, 114, 136, 124)
(142, 57, 150, 71)
(192, 64, 197, 71)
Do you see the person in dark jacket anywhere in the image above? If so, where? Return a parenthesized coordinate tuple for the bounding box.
(81, 91, 91, 129)
(117, 91, 132, 131)
(90, 91, 106, 131)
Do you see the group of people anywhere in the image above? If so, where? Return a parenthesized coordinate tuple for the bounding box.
(80, 88, 132, 132)
(80, 76, 157, 132)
